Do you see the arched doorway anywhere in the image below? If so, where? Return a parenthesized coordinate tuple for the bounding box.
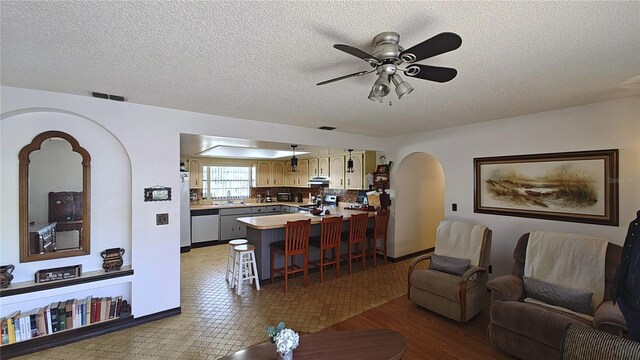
(390, 152, 445, 257)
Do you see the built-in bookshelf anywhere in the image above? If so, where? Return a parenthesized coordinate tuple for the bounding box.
(1, 295, 129, 346)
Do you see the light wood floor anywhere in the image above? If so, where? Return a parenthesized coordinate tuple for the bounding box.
(321, 294, 516, 360)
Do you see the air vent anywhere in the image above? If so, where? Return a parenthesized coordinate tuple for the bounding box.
(91, 91, 127, 102)
(318, 126, 336, 131)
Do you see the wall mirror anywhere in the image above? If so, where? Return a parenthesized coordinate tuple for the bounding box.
(19, 131, 91, 262)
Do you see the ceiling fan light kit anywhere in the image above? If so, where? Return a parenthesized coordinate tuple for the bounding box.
(317, 31, 462, 103)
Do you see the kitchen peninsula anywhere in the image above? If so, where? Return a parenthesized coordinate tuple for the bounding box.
(237, 207, 374, 280)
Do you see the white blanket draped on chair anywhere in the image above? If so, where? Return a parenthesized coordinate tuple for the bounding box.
(524, 231, 608, 314)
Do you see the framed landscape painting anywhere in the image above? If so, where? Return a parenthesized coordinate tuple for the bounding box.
(474, 149, 618, 226)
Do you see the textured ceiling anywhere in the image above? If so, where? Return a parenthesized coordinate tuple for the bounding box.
(1, 1, 639, 138)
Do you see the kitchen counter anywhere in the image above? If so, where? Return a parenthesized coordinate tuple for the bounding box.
(236, 206, 375, 280)
(236, 206, 374, 230)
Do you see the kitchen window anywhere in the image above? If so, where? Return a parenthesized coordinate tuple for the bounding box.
(202, 165, 253, 200)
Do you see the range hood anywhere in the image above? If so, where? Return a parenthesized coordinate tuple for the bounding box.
(308, 176, 330, 186)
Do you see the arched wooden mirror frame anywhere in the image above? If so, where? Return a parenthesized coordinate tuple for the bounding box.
(19, 131, 91, 262)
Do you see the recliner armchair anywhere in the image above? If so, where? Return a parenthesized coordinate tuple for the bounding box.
(408, 220, 492, 322)
(487, 233, 627, 360)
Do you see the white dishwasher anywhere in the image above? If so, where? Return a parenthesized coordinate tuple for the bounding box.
(191, 209, 220, 246)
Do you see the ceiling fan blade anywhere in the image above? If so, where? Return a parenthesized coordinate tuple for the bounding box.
(400, 32, 462, 63)
(333, 44, 379, 63)
(404, 64, 458, 83)
(316, 69, 374, 86)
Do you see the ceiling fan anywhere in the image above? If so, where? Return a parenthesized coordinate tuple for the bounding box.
(317, 31, 462, 102)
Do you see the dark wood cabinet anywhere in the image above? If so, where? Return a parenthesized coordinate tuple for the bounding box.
(48, 191, 83, 236)
(29, 222, 56, 254)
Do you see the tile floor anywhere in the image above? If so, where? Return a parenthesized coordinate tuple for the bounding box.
(16, 244, 423, 359)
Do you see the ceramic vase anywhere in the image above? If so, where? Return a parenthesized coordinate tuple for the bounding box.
(0, 264, 15, 288)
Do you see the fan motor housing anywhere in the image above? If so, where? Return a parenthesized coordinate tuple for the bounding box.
(371, 32, 402, 62)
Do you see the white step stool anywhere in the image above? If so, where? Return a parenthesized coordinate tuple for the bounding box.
(226, 239, 248, 284)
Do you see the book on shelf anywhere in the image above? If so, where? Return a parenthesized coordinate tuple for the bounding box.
(6, 311, 20, 344)
(49, 301, 60, 333)
(57, 302, 67, 331)
(1, 294, 127, 346)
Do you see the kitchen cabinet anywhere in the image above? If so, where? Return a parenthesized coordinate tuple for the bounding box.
(345, 151, 377, 190)
(329, 156, 345, 189)
(256, 161, 271, 187)
(257, 161, 286, 187)
(309, 158, 319, 177)
(272, 161, 286, 186)
(319, 157, 329, 177)
(219, 208, 251, 240)
(189, 159, 201, 188)
(285, 159, 309, 187)
(345, 152, 363, 189)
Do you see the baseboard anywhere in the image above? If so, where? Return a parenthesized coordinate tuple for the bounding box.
(1, 307, 181, 359)
(387, 247, 434, 262)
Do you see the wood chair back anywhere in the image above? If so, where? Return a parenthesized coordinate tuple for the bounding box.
(349, 213, 368, 244)
(321, 216, 343, 249)
(285, 219, 311, 256)
(374, 210, 390, 240)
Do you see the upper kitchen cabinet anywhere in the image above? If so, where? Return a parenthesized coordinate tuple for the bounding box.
(286, 159, 309, 187)
(318, 157, 329, 177)
(257, 161, 285, 187)
(309, 158, 319, 177)
(272, 161, 285, 186)
(346, 151, 376, 190)
(329, 156, 345, 189)
(189, 159, 201, 188)
(256, 161, 271, 187)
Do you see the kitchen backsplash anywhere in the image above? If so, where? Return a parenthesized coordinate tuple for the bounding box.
(250, 187, 362, 203)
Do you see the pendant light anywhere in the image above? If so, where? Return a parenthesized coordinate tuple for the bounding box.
(347, 149, 354, 173)
(290, 145, 298, 172)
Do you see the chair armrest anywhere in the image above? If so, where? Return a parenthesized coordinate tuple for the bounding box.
(407, 254, 432, 299)
(593, 301, 628, 335)
(486, 275, 524, 302)
(409, 253, 432, 268)
(461, 266, 486, 282)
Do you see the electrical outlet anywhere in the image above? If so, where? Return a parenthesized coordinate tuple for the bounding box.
(452, 203, 457, 212)
(156, 213, 169, 225)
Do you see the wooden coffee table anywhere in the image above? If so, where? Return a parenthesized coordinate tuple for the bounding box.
(219, 329, 407, 359)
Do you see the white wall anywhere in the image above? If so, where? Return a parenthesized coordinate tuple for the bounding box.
(385, 96, 640, 276)
(0, 86, 385, 318)
(391, 152, 444, 257)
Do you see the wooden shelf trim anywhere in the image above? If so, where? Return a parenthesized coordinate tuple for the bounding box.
(0, 267, 134, 297)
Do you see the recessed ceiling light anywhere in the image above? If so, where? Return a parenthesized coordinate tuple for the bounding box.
(198, 145, 309, 159)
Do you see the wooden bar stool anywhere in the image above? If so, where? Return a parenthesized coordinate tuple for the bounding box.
(343, 213, 368, 275)
(226, 239, 248, 284)
(232, 244, 260, 296)
(370, 210, 390, 267)
(309, 216, 343, 282)
(270, 219, 311, 293)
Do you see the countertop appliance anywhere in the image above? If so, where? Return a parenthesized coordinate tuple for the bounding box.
(265, 194, 273, 202)
(277, 192, 293, 202)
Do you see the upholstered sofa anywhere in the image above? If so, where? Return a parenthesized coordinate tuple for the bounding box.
(487, 233, 627, 360)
